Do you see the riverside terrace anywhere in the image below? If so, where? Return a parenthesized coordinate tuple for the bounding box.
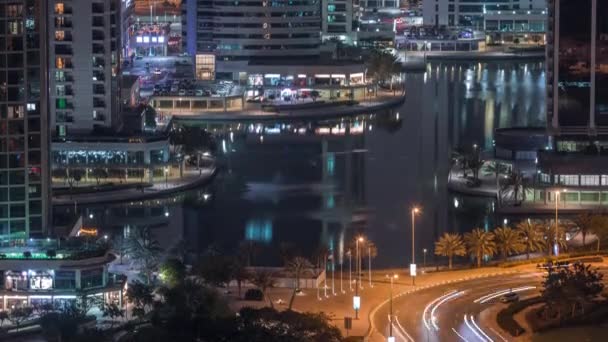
(0, 238, 124, 311)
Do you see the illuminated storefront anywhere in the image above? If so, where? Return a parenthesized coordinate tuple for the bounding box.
(0, 244, 124, 311)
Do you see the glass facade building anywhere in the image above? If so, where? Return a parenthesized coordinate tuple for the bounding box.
(547, 0, 608, 133)
(0, 0, 50, 239)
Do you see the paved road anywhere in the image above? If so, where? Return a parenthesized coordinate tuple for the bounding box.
(373, 272, 545, 342)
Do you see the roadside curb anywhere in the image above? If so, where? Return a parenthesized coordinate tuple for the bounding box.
(365, 270, 520, 341)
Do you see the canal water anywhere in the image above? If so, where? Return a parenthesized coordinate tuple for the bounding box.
(54, 60, 547, 268)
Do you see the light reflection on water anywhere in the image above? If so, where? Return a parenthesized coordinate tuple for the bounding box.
(55, 61, 546, 268)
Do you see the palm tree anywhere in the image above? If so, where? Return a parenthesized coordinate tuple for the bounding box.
(574, 212, 594, 247)
(434, 233, 466, 269)
(366, 50, 401, 89)
(127, 227, 162, 284)
(515, 220, 545, 259)
(484, 161, 509, 202)
(250, 270, 276, 309)
(231, 261, 250, 299)
(466, 152, 484, 181)
(493, 227, 523, 261)
(449, 150, 463, 181)
(285, 257, 313, 310)
(500, 171, 529, 204)
(464, 228, 496, 267)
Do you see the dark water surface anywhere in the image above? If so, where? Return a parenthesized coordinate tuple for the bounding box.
(54, 60, 547, 268)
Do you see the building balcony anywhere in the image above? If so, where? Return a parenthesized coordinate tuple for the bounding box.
(538, 149, 608, 175)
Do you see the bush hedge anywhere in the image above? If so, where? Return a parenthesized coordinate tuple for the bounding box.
(496, 296, 544, 336)
(244, 288, 264, 301)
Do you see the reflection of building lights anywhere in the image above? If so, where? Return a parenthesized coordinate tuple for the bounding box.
(164, 211, 170, 217)
(454, 198, 459, 208)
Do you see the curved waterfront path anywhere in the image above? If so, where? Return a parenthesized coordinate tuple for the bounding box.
(174, 93, 406, 122)
(52, 167, 216, 205)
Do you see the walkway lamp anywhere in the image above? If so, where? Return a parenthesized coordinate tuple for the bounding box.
(411, 207, 420, 285)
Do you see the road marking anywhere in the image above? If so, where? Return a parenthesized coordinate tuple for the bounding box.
(470, 315, 494, 342)
(489, 327, 508, 342)
(464, 314, 486, 342)
(430, 291, 465, 330)
(394, 314, 416, 342)
(422, 290, 457, 331)
(473, 286, 536, 304)
(452, 328, 470, 342)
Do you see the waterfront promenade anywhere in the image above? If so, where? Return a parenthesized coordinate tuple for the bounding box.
(53, 167, 216, 205)
(171, 92, 405, 121)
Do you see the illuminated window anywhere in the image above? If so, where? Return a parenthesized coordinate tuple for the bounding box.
(56, 57, 65, 69)
(581, 175, 599, 186)
(195, 54, 215, 81)
(55, 71, 65, 82)
(55, 3, 64, 14)
(55, 30, 65, 40)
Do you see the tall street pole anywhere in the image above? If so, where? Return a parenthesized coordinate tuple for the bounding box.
(368, 245, 372, 287)
(411, 208, 419, 286)
(387, 274, 397, 339)
(349, 250, 352, 291)
(555, 191, 560, 256)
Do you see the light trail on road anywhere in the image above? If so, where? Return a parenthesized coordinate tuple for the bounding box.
(470, 315, 494, 342)
(422, 290, 457, 331)
(473, 286, 536, 304)
(394, 314, 416, 342)
(430, 291, 465, 330)
(463, 314, 487, 342)
(452, 328, 469, 342)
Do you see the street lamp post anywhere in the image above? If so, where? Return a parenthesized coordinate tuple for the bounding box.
(368, 244, 373, 287)
(348, 249, 353, 291)
(411, 207, 420, 285)
(331, 252, 336, 296)
(354, 236, 364, 320)
(423, 248, 427, 269)
(386, 274, 398, 341)
(555, 191, 560, 256)
(164, 167, 169, 188)
(340, 255, 345, 294)
(355, 236, 363, 289)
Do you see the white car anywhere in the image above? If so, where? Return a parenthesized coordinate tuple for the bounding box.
(178, 89, 186, 96)
(153, 68, 162, 75)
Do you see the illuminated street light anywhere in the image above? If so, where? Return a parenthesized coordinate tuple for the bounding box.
(411, 207, 420, 285)
(386, 274, 398, 341)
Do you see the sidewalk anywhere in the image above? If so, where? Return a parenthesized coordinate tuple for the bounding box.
(52, 167, 216, 205)
(257, 266, 537, 340)
(174, 93, 405, 121)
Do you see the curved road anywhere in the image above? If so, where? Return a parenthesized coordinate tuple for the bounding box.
(373, 271, 544, 342)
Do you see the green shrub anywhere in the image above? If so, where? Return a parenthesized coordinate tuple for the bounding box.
(496, 296, 544, 336)
(244, 289, 264, 301)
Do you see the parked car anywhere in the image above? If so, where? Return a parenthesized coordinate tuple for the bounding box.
(187, 90, 195, 96)
(135, 55, 143, 60)
(195, 89, 204, 96)
(153, 68, 162, 75)
(178, 89, 186, 96)
(171, 85, 179, 93)
(500, 292, 519, 303)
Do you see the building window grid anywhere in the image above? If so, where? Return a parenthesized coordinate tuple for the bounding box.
(581, 175, 599, 186)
